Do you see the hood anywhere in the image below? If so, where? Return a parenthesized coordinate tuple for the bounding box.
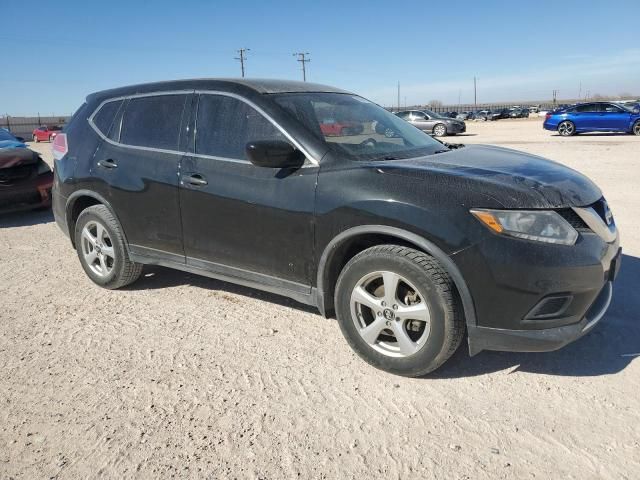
(377, 144, 602, 208)
(0, 140, 27, 149)
(0, 147, 41, 169)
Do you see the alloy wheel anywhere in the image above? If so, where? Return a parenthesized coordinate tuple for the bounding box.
(350, 270, 431, 358)
(434, 125, 446, 136)
(558, 121, 575, 136)
(81, 220, 115, 277)
(634, 122, 640, 136)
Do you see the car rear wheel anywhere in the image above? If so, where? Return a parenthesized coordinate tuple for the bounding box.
(334, 245, 464, 377)
(633, 120, 640, 136)
(433, 124, 447, 137)
(74, 205, 143, 289)
(558, 120, 576, 136)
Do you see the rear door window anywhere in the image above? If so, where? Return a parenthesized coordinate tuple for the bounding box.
(93, 100, 123, 137)
(120, 94, 188, 150)
(575, 103, 598, 113)
(195, 94, 285, 160)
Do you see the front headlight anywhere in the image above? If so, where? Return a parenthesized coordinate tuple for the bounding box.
(470, 209, 578, 245)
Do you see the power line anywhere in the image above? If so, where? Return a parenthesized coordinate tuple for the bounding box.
(235, 48, 250, 78)
(293, 52, 311, 81)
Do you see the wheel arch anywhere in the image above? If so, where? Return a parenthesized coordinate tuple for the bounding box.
(65, 190, 130, 251)
(316, 225, 477, 329)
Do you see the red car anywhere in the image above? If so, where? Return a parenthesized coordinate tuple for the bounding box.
(32, 125, 62, 143)
(319, 119, 364, 136)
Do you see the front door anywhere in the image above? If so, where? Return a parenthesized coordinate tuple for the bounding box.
(179, 93, 317, 291)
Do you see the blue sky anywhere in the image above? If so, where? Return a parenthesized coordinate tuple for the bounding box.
(1, 0, 639, 115)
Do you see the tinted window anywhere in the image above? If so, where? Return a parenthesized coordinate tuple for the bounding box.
(575, 103, 598, 112)
(196, 94, 284, 160)
(412, 112, 427, 120)
(93, 100, 123, 137)
(121, 94, 187, 150)
(603, 104, 623, 113)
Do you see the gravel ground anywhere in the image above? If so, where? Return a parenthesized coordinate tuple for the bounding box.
(1, 119, 639, 479)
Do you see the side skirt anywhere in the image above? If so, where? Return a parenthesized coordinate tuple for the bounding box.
(129, 245, 318, 308)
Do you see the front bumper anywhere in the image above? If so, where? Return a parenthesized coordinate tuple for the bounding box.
(467, 278, 615, 355)
(0, 171, 53, 214)
(447, 122, 466, 134)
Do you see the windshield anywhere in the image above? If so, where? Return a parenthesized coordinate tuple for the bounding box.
(272, 93, 445, 161)
(421, 109, 446, 119)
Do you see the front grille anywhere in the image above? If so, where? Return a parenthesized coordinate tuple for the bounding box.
(557, 208, 590, 231)
(0, 165, 36, 184)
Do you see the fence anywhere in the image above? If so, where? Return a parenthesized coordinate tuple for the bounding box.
(1, 115, 71, 141)
(394, 102, 558, 114)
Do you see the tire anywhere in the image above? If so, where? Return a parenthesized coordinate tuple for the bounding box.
(49, 135, 54, 142)
(74, 204, 143, 289)
(633, 120, 640, 136)
(334, 245, 464, 377)
(33, 135, 39, 143)
(558, 120, 576, 136)
(433, 124, 447, 137)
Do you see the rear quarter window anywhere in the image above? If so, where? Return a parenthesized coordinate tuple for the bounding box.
(92, 100, 123, 137)
(120, 94, 188, 150)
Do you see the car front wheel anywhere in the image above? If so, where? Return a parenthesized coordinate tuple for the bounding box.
(633, 120, 640, 136)
(558, 120, 576, 136)
(33, 135, 39, 143)
(433, 124, 447, 137)
(74, 205, 143, 289)
(335, 245, 464, 377)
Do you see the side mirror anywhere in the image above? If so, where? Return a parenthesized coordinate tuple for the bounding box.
(246, 140, 305, 168)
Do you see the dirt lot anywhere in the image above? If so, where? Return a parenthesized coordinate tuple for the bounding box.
(1, 119, 639, 479)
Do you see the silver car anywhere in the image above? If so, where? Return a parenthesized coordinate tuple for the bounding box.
(396, 109, 466, 137)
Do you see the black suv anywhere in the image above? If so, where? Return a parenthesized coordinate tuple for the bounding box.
(53, 79, 621, 376)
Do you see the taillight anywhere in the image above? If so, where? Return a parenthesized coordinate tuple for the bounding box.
(52, 133, 68, 160)
(545, 113, 551, 121)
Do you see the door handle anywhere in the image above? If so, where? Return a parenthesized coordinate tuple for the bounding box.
(97, 159, 118, 169)
(183, 173, 208, 186)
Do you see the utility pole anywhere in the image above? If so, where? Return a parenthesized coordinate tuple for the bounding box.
(293, 52, 310, 81)
(473, 77, 477, 109)
(552, 89, 558, 106)
(397, 81, 400, 112)
(235, 48, 250, 77)
(578, 81, 582, 101)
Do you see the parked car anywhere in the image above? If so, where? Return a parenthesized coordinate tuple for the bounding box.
(319, 119, 364, 136)
(395, 109, 466, 136)
(32, 125, 62, 143)
(509, 109, 523, 118)
(488, 109, 510, 121)
(53, 79, 620, 377)
(0, 128, 53, 213)
(543, 102, 640, 136)
(473, 110, 491, 121)
(456, 111, 473, 120)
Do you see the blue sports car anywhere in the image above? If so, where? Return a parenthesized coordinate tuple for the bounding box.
(543, 102, 640, 136)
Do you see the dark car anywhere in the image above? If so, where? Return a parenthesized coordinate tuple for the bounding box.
(52, 79, 620, 377)
(395, 109, 466, 136)
(543, 102, 640, 136)
(488, 108, 510, 121)
(0, 128, 53, 213)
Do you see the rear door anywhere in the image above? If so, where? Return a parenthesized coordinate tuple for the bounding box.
(90, 91, 192, 261)
(178, 92, 317, 290)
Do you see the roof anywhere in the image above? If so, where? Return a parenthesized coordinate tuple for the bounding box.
(87, 78, 351, 103)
